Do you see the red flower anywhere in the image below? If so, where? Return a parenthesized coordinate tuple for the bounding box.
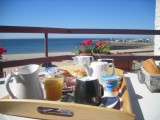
(81, 39, 92, 46)
(0, 48, 7, 54)
(0, 48, 7, 56)
(96, 41, 106, 47)
(81, 41, 87, 46)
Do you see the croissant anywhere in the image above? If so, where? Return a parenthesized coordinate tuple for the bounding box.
(59, 69, 73, 77)
(74, 70, 87, 77)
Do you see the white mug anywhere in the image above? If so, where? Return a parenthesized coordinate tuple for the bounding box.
(91, 62, 114, 86)
(98, 59, 115, 75)
(5, 64, 44, 100)
(98, 58, 114, 64)
(73, 56, 94, 65)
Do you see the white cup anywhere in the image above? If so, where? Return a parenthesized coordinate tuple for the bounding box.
(98, 58, 114, 64)
(73, 56, 94, 65)
(98, 59, 115, 75)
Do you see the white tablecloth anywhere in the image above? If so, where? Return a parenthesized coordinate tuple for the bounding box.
(125, 72, 160, 120)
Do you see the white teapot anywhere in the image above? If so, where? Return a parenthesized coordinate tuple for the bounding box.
(83, 61, 115, 86)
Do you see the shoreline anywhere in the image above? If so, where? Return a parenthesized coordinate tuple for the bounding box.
(3, 52, 75, 60)
(3, 45, 154, 61)
(2, 45, 154, 75)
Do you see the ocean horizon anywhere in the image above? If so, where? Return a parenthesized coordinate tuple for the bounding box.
(0, 38, 103, 54)
(0, 38, 152, 55)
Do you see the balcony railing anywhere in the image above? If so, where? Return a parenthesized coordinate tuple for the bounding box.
(0, 26, 160, 77)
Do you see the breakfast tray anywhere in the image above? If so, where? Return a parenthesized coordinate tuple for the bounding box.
(0, 65, 135, 120)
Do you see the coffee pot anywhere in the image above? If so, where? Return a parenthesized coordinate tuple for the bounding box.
(5, 64, 44, 99)
(83, 61, 114, 86)
(74, 76, 103, 106)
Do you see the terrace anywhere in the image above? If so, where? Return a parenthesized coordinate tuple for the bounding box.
(0, 26, 160, 120)
(0, 26, 160, 77)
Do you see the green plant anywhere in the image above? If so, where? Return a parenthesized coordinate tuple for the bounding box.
(75, 39, 93, 54)
(94, 40, 111, 54)
(75, 40, 111, 55)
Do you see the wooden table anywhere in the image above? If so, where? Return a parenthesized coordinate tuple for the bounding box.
(0, 65, 135, 120)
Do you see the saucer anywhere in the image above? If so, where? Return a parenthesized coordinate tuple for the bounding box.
(101, 96, 120, 108)
(106, 97, 119, 108)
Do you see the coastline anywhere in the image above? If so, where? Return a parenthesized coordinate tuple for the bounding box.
(2, 45, 154, 75)
(3, 52, 75, 60)
(3, 44, 154, 60)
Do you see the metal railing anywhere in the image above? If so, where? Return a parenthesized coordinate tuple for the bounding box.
(0, 26, 160, 77)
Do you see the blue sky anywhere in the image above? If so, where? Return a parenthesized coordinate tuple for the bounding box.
(0, 0, 155, 38)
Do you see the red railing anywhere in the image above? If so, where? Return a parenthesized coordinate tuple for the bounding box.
(0, 26, 160, 77)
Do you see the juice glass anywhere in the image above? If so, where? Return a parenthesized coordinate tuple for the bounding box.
(44, 75, 64, 101)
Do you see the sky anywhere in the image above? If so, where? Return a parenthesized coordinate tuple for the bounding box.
(0, 0, 156, 39)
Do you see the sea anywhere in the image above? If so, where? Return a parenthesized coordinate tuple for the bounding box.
(0, 38, 102, 54)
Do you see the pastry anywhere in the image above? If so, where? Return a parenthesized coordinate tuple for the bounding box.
(59, 69, 73, 77)
(143, 58, 160, 74)
(74, 70, 87, 77)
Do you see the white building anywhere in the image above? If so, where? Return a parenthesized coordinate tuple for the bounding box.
(154, 0, 160, 55)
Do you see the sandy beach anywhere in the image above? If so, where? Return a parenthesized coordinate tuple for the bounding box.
(2, 44, 154, 75)
(3, 44, 154, 60)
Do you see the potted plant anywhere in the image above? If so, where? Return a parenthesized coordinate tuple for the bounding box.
(75, 39, 93, 55)
(75, 39, 111, 55)
(92, 40, 111, 54)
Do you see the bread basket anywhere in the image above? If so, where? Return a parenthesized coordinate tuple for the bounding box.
(141, 66, 160, 92)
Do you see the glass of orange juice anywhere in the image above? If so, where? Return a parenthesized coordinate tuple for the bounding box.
(44, 75, 64, 101)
